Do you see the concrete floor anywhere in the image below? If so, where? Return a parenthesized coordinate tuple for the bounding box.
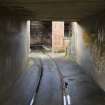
(33, 51, 105, 105)
(1, 51, 105, 105)
(49, 53, 105, 105)
(0, 57, 42, 105)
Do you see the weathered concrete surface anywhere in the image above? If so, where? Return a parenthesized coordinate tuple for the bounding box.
(49, 53, 105, 105)
(70, 15, 105, 90)
(0, 17, 30, 99)
(1, 0, 105, 20)
(0, 55, 41, 105)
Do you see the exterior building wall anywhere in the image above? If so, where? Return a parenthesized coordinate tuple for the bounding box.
(52, 21, 65, 52)
(30, 21, 52, 47)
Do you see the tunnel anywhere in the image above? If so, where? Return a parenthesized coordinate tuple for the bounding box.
(0, 0, 105, 105)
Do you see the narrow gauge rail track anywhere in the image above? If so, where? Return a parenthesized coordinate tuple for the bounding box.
(41, 50, 71, 105)
(30, 52, 43, 105)
(30, 47, 70, 105)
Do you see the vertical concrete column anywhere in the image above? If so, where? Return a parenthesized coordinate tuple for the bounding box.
(27, 20, 31, 53)
(52, 21, 64, 52)
(0, 17, 30, 95)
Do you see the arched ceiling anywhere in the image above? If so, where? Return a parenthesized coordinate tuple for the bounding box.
(0, 0, 105, 20)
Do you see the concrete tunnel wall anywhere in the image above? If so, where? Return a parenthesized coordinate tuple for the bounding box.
(0, 17, 30, 97)
(70, 14, 105, 91)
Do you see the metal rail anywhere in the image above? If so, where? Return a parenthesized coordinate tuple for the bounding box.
(42, 50, 71, 105)
(30, 58, 43, 105)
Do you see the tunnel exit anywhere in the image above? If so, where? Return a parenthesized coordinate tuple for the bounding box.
(30, 21, 70, 55)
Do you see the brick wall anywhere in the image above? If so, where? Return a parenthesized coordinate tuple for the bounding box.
(52, 21, 65, 52)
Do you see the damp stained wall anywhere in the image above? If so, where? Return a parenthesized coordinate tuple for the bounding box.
(0, 17, 30, 97)
(70, 15, 105, 90)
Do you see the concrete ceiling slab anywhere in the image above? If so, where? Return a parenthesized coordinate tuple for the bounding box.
(0, 0, 105, 20)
